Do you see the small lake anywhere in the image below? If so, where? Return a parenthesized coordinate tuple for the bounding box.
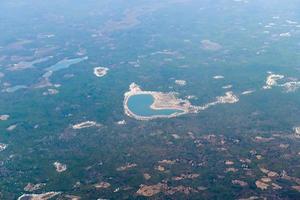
(46, 56, 88, 72)
(127, 94, 183, 117)
(42, 56, 88, 80)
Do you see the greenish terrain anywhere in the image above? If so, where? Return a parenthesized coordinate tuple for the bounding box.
(0, 0, 300, 199)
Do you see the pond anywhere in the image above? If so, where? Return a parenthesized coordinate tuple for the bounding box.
(127, 94, 183, 117)
(46, 56, 88, 72)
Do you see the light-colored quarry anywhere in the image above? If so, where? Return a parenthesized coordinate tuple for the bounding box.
(53, 161, 67, 173)
(262, 73, 300, 92)
(17, 192, 61, 200)
(263, 73, 284, 89)
(93, 67, 109, 77)
(216, 91, 239, 104)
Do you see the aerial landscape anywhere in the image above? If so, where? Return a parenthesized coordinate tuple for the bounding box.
(1, 0, 300, 199)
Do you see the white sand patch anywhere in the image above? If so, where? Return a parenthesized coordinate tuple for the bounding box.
(94, 182, 111, 189)
(279, 32, 291, 37)
(222, 85, 232, 89)
(150, 50, 178, 56)
(0, 143, 7, 152)
(263, 73, 300, 92)
(255, 180, 269, 190)
(17, 192, 61, 200)
(172, 134, 180, 139)
(225, 160, 234, 165)
(116, 163, 137, 171)
(217, 91, 239, 104)
(294, 127, 300, 137)
(7, 124, 17, 131)
(186, 95, 197, 100)
(281, 81, 300, 92)
(0, 114, 9, 121)
(129, 82, 142, 93)
(38, 34, 55, 38)
(213, 75, 224, 79)
(53, 162, 67, 173)
(72, 121, 100, 129)
(195, 91, 239, 111)
(263, 74, 284, 89)
(175, 80, 186, 86)
(242, 90, 255, 95)
(117, 120, 126, 125)
(93, 67, 109, 77)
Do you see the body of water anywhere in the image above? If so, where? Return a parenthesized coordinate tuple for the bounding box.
(46, 57, 88, 72)
(127, 94, 183, 117)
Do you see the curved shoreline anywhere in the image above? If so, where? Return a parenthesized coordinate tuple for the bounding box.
(123, 83, 191, 120)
